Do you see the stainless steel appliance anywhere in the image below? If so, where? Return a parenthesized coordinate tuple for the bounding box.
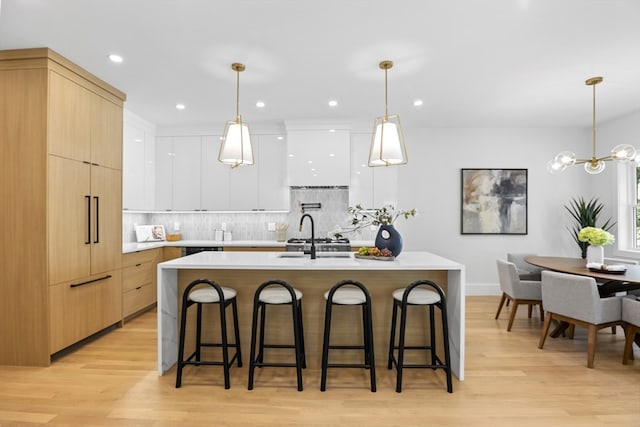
(182, 246, 223, 256)
(285, 237, 351, 253)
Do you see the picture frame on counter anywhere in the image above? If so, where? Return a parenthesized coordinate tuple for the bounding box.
(460, 168, 527, 235)
(135, 224, 166, 242)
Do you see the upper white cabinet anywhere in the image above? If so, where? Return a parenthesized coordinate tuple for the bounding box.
(154, 133, 288, 211)
(286, 126, 350, 187)
(349, 132, 397, 208)
(123, 110, 155, 210)
(201, 135, 231, 210)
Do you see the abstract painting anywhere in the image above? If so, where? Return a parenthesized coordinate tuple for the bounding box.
(461, 169, 527, 235)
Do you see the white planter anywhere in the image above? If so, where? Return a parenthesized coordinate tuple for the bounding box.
(586, 245, 604, 265)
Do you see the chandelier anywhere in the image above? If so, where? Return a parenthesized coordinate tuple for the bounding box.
(547, 76, 636, 175)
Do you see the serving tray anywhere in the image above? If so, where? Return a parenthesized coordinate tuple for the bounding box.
(354, 254, 395, 261)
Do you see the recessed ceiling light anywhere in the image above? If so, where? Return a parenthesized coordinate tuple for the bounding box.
(329, 129, 336, 133)
(307, 160, 313, 164)
(176, 104, 186, 110)
(256, 101, 265, 108)
(108, 54, 123, 63)
(288, 153, 294, 157)
(134, 138, 143, 143)
(277, 136, 284, 140)
(329, 153, 335, 157)
(413, 99, 424, 107)
(328, 100, 338, 107)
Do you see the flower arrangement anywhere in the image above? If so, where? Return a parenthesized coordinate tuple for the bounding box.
(578, 226, 615, 246)
(333, 204, 416, 238)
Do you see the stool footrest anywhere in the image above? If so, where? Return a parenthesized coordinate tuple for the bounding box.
(327, 363, 373, 368)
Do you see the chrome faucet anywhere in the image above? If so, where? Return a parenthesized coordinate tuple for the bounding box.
(299, 214, 316, 259)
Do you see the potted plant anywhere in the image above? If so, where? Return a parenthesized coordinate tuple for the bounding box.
(565, 197, 615, 258)
(336, 204, 416, 256)
(578, 226, 615, 264)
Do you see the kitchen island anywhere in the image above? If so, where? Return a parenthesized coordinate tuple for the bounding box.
(157, 251, 466, 379)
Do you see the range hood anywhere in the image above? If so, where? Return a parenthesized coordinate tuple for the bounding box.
(285, 121, 350, 187)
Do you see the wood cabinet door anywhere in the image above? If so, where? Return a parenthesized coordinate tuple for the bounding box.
(49, 270, 121, 354)
(48, 71, 91, 162)
(91, 94, 123, 170)
(90, 165, 122, 275)
(48, 156, 91, 285)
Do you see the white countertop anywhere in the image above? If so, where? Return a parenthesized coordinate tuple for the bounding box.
(158, 250, 464, 271)
(123, 239, 374, 254)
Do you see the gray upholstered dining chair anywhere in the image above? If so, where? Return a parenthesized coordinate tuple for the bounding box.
(495, 259, 544, 331)
(507, 253, 543, 281)
(538, 270, 623, 368)
(621, 295, 640, 364)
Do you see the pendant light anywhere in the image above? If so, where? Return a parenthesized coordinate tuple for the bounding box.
(547, 76, 636, 175)
(368, 60, 408, 167)
(219, 62, 254, 168)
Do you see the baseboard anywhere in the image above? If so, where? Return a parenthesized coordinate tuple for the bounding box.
(466, 282, 500, 296)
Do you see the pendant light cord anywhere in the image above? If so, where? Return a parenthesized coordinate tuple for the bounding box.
(591, 81, 597, 160)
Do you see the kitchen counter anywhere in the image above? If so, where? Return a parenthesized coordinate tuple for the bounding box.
(157, 251, 465, 379)
(123, 239, 374, 254)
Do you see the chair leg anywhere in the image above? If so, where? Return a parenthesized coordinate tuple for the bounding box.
(364, 302, 376, 392)
(586, 324, 598, 368)
(395, 302, 408, 393)
(538, 312, 553, 349)
(219, 301, 230, 390)
(611, 325, 617, 335)
(623, 324, 636, 365)
(507, 301, 519, 331)
(439, 300, 453, 394)
(388, 300, 399, 369)
(231, 299, 242, 367)
(567, 324, 575, 339)
(539, 304, 544, 319)
(320, 298, 332, 392)
(527, 304, 533, 318)
(495, 293, 507, 319)
(247, 301, 261, 390)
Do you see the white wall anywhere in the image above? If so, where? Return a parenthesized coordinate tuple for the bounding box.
(394, 126, 613, 294)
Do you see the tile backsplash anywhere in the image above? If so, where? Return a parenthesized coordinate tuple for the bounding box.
(123, 188, 376, 243)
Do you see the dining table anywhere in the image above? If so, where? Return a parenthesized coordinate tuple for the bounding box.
(525, 255, 640, 345)
(524, 256, 640, 297)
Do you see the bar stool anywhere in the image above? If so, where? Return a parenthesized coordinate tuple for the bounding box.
(175, 279, 242, 389)
(388, 279, 452, 393)
(248, 279, 306, 391)
(321, 280, 376, 392)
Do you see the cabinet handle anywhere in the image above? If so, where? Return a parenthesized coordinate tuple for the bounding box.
(135, 263, 142, 267)
(93, 196, 100, 243)
(136, 286, 142, 290)
(85, 195, 91, 244)
(70, 274, 112, 288)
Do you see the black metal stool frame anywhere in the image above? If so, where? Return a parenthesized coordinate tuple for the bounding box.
(387, 279, 453, 393)
(320, 279, 376, 392)
(248, 279, 306, 391)
(175, 279, 242, 389)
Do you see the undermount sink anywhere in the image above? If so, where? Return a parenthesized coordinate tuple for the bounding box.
(277, 252, 353, 259)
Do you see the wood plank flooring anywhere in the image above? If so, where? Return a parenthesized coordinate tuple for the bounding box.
(0, 296, 638, 426)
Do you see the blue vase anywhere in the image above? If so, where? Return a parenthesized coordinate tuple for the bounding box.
(375, 224, 403, 257)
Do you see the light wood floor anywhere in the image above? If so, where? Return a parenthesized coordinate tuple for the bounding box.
(0, 296, 638, 426)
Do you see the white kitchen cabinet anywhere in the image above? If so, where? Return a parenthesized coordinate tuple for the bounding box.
(258, 135, 289, 210)
(287, 128, 350, 186)
(155, 133, 288, 211)
(172, 136, 202, 210)
(201, 135, 231, 210)
(123, 110, 155, 210)
(154, 137, 173, 210)
(349, 132, 398, 208)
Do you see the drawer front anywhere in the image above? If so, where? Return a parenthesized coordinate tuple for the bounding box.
(122, 262, 154, 292)
(123, 283, 156, 317)
(122, 248, 161, 267)
(49, 270, 122, 354)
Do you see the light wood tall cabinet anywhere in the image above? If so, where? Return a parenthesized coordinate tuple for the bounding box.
(0, 48, 126, 365)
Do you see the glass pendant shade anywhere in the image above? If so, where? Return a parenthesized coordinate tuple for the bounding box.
(547, 159, 567, 174)
(611, 144, 636, 160)
(584, 160, 605, 174)
(219, 119, 254, 167)
(369, 115, 407, 166)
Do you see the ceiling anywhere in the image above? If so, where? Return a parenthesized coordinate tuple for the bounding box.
(2, 0, 640, 131)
